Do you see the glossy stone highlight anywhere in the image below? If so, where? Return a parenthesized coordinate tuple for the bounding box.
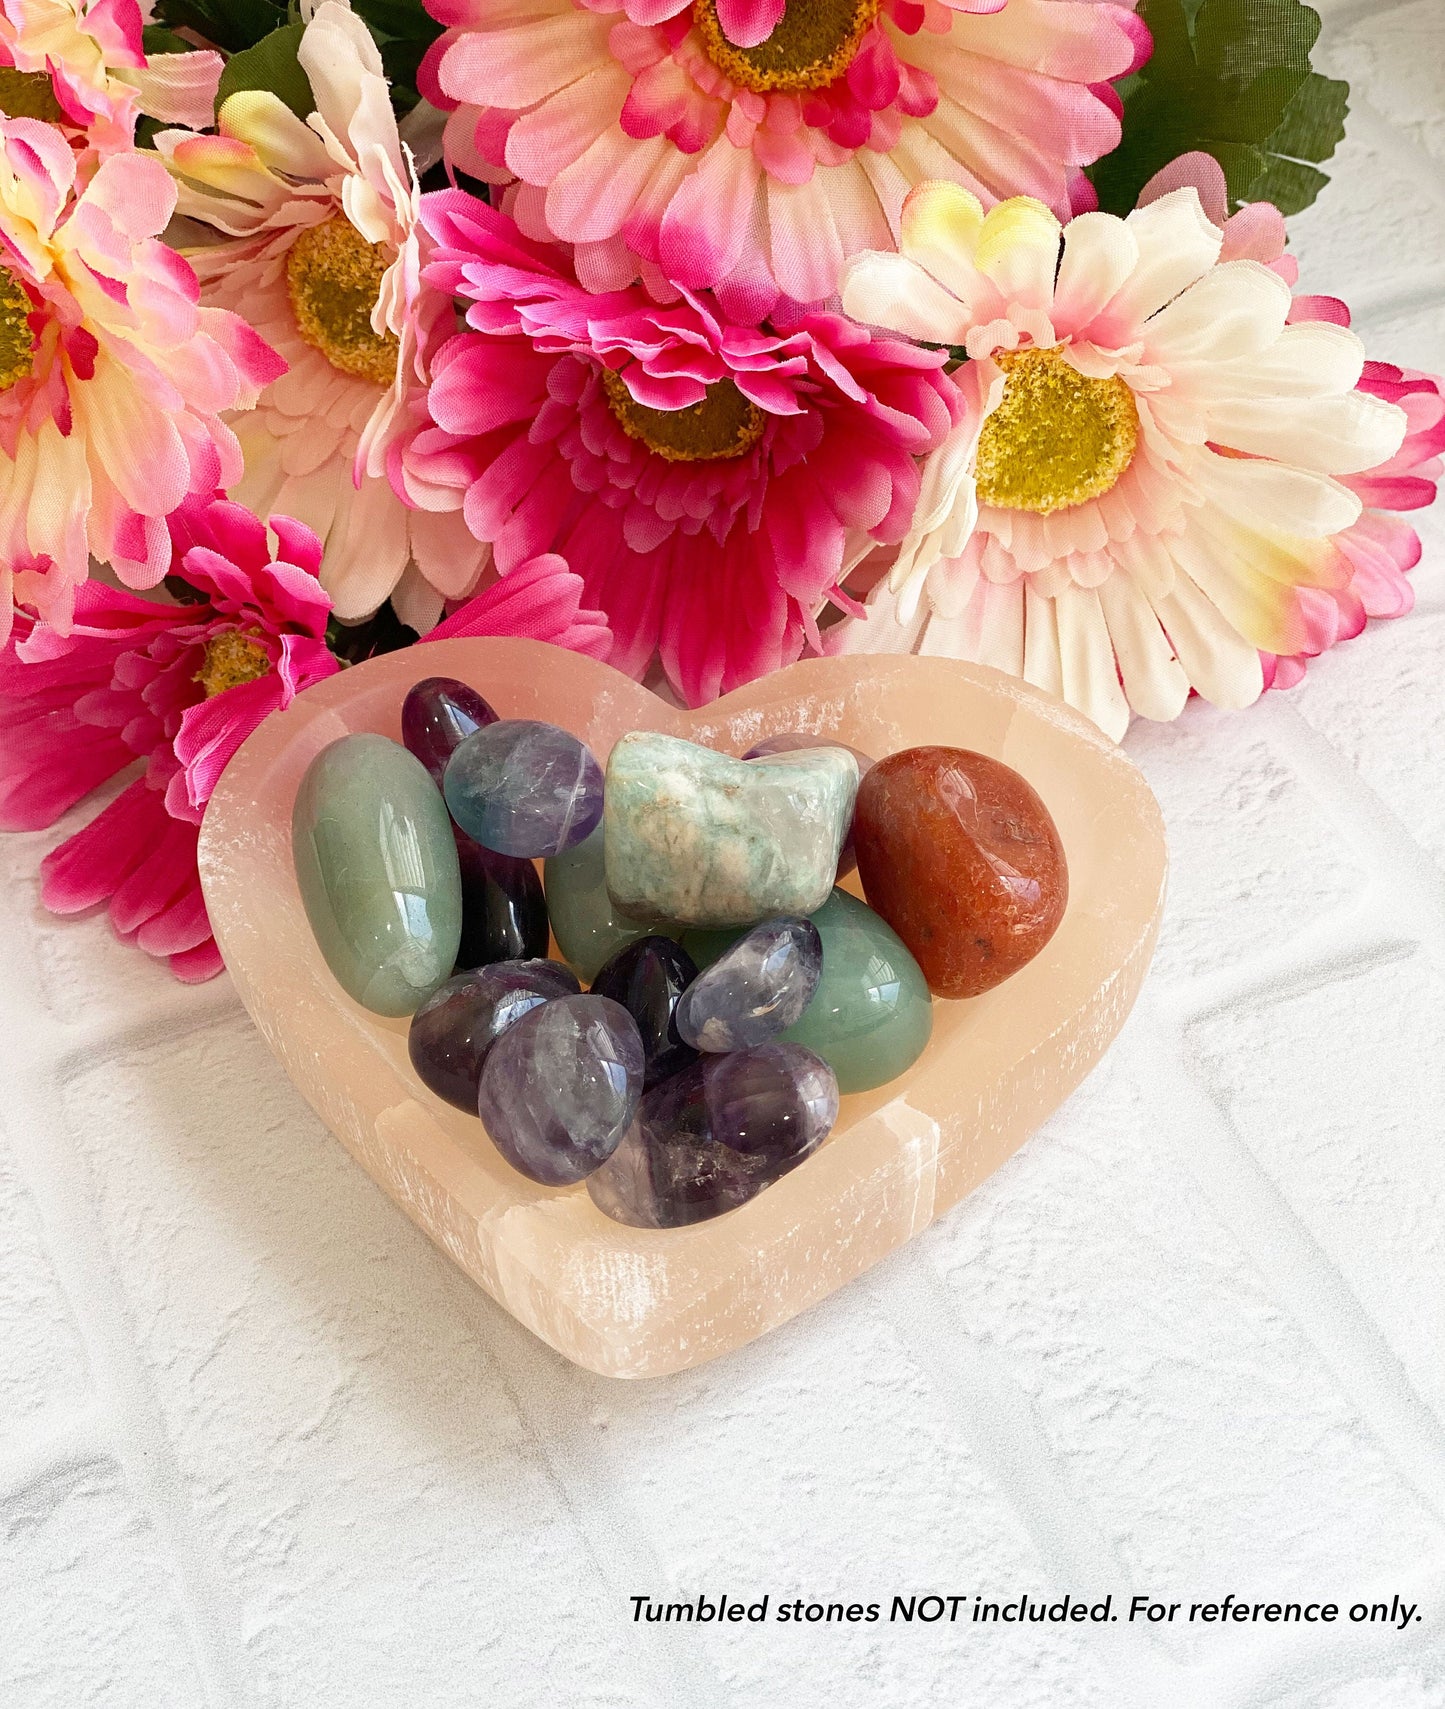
(856, 747, 1068, 999)
(455, 834, 549, 969)
(408, 960, 579, 1111)
(292, 733, 461, 1016)
(544, 825, 681, 982)
(675, 916, 821, 1052)
(776, 890, 932, 1093)
(744, 731, 874, 877)
(589, 936, 699, 1090)
(445, 719, 603, 858)
(402, 676, 498, 785)
(478, 994, 644, 1185)
(604, 731, 858, 927)
(587, 1044, 837, 1228)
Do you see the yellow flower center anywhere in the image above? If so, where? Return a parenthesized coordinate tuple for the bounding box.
(975, 346, 1140, 516)
(285, 216, 399, 387)
(694, 0, 881, 94)
(196, 630, 271, 698)
(0, 263, 34, 393)
(0, 68, 65, 122)
(602, 368, 767, 462)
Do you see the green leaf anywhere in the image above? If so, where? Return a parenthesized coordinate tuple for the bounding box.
(216, 20, 312, 119)
(1089, 0, 1347, 218)
(151, 0, 286, 54)
(140, 24, 195, 55)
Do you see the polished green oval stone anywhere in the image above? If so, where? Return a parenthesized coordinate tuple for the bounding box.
(685, 888, 932, 1094)
(292, 733, 462, 1016)
(544, 824, 680, 983)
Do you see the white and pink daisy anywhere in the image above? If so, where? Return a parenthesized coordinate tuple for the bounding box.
(0, 0, 222, 155)
(419, 0, 1148, 311)
(154, 0, 487, 631)
(831, 170, 1436, 739)
(400, 188, 959, 704)
(0, 116, 280, 646)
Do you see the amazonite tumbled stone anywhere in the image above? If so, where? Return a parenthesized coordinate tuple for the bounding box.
(604, 732, 858, 929)
(292, 733, 462, 1017)
(685, 888, 932, 1094)
(544, 824, 680, 983)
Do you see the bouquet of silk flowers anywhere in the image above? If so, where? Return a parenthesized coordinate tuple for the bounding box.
(0, 0, 1440, 979)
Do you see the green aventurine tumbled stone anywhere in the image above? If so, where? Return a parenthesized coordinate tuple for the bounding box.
(604, 732, 859, 928)
(684, 889, 932, 1094)
(544, 823, 681, 982)
(292, 733, 462, 1017)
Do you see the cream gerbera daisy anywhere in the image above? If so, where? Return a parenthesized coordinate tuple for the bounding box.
(833, 178, 1416, 738)
(155, 0, 485, 628)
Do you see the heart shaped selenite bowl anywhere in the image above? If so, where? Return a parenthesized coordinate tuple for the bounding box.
(199, 642, 1166, 1378)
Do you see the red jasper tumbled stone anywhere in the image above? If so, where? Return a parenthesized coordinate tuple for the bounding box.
(854, 746, 1067, 999)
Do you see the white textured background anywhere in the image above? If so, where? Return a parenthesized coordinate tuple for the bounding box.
(4, 5, 1445, 1703)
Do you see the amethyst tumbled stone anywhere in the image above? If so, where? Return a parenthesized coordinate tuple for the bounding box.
(444, 719, 603, 858)
(408, 960, 579, 1112)
(589, 935, 699, 1090)
(674, 916, 822, 1052)
(455, 836, 549, 969)
(587, 1043, 838, 1228)
(478, 994, 645, 1185)
(402, 676, 498, 785)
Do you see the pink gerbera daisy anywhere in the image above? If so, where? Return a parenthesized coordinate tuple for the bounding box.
(419, 0, 1148, 311)
(0, 116, 280, 645)
(398, 188, 959, 704)
(0, 0, 222, 155)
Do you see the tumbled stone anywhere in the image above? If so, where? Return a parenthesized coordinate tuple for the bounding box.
(292, 733, 461, 1016)
(586, 1043, 836, 1228)
(604, 731, 858, 928)
(408, 960, 580, 1112)
(675, 916, 821, 1052)
(544, 824, 681, 982)
(744, 732, 874, 877)
(402, 676, 498, 785)
(455, 834, 548, 969)
(445, 719, 603, 858)
(684, 889, 933, 1094)
(855, 747, 1067, 998)
(477, 994, 644, 1185)
(589, 936, 699, 1090)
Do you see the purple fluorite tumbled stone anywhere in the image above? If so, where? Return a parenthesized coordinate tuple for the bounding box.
(478, 994, 645, 1185)
(444, 719, 603, 858)
(589, 935, 698, 1090)
(586, 1043, 838, 1228)
(408, 960, 579, 1112)
(674, 916, 822, 1052)
(455, 835, 549, 969)
(402, 676, 499, 785)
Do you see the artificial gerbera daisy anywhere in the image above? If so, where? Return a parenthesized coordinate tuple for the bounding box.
(154, 0, 487, 631)
(0, 0, 222, 154)
(398, 188, 958, 704)
(0, 116, 279, 646)
(419, 0, 1148, 311)
(831, 176, 1427, 739)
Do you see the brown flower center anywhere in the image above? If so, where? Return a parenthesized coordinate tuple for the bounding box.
(974, 346, 1140, 516)
(694, 0, 881, 94)
(285, 216, 399, 386)
(602, 368, 767, 462)
(196, 630, 271, 698)
(0, 68, 65, 122)
(0, 263, 35, 393)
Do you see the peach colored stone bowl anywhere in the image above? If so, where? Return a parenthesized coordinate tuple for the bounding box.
(198, 643, 1166, 1379)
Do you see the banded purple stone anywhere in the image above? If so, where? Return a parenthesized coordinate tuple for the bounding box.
(674, 916, 822, 1052)
(587, 1043, 838, 1228)
(408, 960, 579, 1113)
(478, 994, 644, 1185)
(444, 719, 603, 858)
